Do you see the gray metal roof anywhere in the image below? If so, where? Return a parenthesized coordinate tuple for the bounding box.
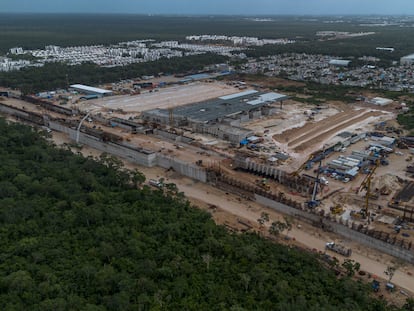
(329, 59, 351, 66)
(159, 91, 289, 123)
(70, 84, 113, 95)
(402, 53, 414, 60)
(219, 90, 258, 100)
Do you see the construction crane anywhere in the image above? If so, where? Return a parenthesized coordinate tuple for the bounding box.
(356, 159, 380, 219)
(291, 153, 316, 177)
(307, 150, 327, 208)
(307, 160, 322, 208)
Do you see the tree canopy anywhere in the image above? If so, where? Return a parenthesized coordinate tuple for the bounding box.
(0, 118, 401, 310)
(0, 53, 228, 94)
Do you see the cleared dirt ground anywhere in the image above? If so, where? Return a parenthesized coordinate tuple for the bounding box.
(291, 110, 385, 152)
(82, 81, 239, 114)
(4, 81, 414, 305)
(47, 131, 414, 300)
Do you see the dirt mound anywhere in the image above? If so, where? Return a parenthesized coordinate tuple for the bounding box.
(372, 174, 401, 190)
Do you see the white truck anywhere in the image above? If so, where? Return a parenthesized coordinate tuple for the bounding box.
(148, 179, 163, 189)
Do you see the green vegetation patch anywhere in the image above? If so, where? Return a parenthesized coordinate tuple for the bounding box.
(0, 53, 227, 94)
(0, 119, 399, 310)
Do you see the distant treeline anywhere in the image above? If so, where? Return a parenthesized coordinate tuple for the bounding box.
(0, 14, 350, 52)
(0, 14, 318, 53)
(1, 14, 414, 61)
(245, 31, 414, 64)
(0, 53, 228, 93)
(2, 14, 414, 93)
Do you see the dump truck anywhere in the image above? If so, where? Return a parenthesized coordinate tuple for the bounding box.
(325, 242, 352, 257)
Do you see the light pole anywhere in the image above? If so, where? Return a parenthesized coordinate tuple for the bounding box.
(76, 111, 92, 144)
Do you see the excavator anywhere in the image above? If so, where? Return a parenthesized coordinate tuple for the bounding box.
(290, 153, 316, 177)
(330, 204, 344, 215)
(256, 178, 270, 191)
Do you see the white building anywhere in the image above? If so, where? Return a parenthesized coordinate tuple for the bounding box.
(70, 84, 113, 97)
(370, 97, 393, 106)
(9, 47, 24, 55)
(329, 59, 351, 67)
(401, 54, 414, 65)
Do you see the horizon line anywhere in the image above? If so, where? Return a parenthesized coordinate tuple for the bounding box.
(1, 12, 414, 17)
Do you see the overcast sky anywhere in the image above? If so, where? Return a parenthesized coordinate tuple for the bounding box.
(1, 0, 414, 15)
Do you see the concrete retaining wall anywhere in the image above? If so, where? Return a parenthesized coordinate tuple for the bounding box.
(0, 103, 30, 118)
(194, 124, 253, 144)
(0, 103, 44, 125)
(51, 121, 205, 177)
(256, 194, 414, 263)
(49, 121, 157, 167)
(49, 120, 72, 134)
(75, 132, 157, 167)
(157, 154, 207, 182)
(154, 129, 194, 144)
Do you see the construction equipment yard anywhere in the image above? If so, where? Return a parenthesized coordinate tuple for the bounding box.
(1, 77, 414, 298)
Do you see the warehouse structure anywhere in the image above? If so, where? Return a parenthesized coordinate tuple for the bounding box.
(70, 84, 113, 97)
(142, 90, 288, 143)
(143, 90, 287, 124)
(400, 54, 414, 66)
(329, 59, 351, 67)
(369, 97, 393, 106)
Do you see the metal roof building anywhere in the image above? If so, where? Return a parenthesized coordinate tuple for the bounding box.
(329, 59, 351, 67)
(70, 84, 113, 97)
(142, 90, 289, 143)
(370, 97, 393, 106)
(144, 90, 288, 124)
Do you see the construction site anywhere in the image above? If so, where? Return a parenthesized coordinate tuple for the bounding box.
(1, 77, 414, 294)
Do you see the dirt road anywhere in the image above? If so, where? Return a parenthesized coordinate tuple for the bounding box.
(293, 111, 383, 152)
(53, 132, 414, 294)
(139, 168, 414, 294)
(272, 108, 385, 153)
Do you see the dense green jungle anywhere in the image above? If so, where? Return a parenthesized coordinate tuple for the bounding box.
(0, 119, 410, 310)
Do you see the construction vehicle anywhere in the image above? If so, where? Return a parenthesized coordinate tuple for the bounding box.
(380, 158, 389, 166)
(291, 153, 316, 177)
(372, 280, 380, 292)
(379, 185, 391, 195)
(386, 283, 395, 292)
(350, 210, 363, 219)
(325, 242, 352, 257)
(368, 188, 380, 200)
(256, 178, 270, 190)
(330, 204, 344, 215)
(307, 114, 315, 121)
